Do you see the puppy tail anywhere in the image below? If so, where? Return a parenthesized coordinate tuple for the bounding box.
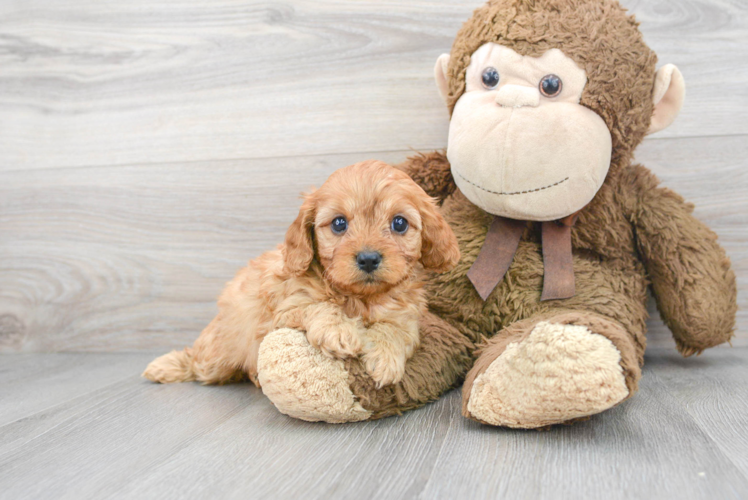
(142, 349, 197, 384)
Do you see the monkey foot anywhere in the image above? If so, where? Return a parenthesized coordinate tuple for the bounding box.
(257, 328, 372, 423)
(463, 320, 631, 429)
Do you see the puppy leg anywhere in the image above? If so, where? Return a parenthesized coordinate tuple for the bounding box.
(143, 317, 246, 385)
(362, 319, 420, 388)
(142, 348, 196, 384)
(304, 302, 364, 359)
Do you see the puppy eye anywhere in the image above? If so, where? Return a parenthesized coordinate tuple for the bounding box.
(391, 216, 409, 235)
(331, 216, 347, 235)
(539, 74, 563, 97)
(481, 67, 500, 89)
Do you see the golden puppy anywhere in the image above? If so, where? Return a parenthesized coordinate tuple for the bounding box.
(143, 160, 460, 388)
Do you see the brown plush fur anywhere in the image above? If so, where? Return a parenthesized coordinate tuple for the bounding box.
(342, 0, 736, 421)
(345, 311, 474, 419)
(143, 161, 460, 388)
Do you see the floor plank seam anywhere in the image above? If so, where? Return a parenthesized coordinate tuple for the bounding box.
(646, 370, 748, 488)
(3, 131, 746, 175)
(415, 396, 459, 500)
(319, 420, 383, 496)
(0, 373, 145, 451)
(673, 381, 748, 484)
(0, 148, 421, 175)
(93, 395, 252, 500)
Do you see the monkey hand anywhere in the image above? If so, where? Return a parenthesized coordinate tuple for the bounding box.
(626, 165, 737, 356)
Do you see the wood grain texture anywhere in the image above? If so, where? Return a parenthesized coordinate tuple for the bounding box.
(0, 150, 406, 352)
(644, 349, 748, 478)
(0, 353, 155, 455)
(1, 136, 745, 352)
(0, 353, 154, 427)
(1, 349, 747, 499)
(0, 0, 746, 171)
(0, 0, 746, 352)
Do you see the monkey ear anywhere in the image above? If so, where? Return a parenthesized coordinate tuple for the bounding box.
(419, 198, 461, 273)
(282, 193, 316, 277)
(434, 53, 451, 105)
(648, 64, 686, 135)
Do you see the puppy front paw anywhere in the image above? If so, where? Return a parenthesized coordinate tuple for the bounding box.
(362, 342, 406, 388)
(306, 319, 364, 359)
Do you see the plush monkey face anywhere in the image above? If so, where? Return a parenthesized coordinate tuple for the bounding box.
(434, 0, 686, 222)
(444, 43, 612, 221)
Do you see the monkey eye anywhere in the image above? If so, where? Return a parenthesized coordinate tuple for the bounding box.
(331, 216, 348, 235)
(391, 216, 409, 235)
(481, 67, 500, 89)
(539, 74, 563, 97)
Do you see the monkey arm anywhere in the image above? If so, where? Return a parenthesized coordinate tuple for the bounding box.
(394, 151, 456, 204)
(619, 164, 737, 356)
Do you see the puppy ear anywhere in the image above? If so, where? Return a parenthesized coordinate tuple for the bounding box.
(418, 196, 460, 272)
(282, 192, 316, 277)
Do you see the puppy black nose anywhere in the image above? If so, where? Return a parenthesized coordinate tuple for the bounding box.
(356, 252, 382, 273)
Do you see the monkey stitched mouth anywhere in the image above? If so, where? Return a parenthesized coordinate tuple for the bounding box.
(455, 170, 569, 196)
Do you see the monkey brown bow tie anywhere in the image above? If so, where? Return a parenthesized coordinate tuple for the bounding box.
(467, 213, 579, 302)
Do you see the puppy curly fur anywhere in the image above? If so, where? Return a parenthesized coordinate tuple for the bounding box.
(143, 160, 460, 388)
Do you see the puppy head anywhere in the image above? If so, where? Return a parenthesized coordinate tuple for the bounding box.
(283, 160, 460, 295)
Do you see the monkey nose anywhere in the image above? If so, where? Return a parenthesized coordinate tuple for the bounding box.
(495, 85, 540, 108)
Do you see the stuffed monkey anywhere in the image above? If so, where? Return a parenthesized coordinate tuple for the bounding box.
(257, 0, 737, 428)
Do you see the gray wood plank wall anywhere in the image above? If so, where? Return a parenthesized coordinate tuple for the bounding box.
(1, 0, 746, 352)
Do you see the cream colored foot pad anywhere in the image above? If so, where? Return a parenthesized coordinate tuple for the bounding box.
(257, 328, 371, 423)
(468, 321, 629, 428)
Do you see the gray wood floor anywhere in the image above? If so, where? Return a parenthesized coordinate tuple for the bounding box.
(1, 349, 747, 500)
